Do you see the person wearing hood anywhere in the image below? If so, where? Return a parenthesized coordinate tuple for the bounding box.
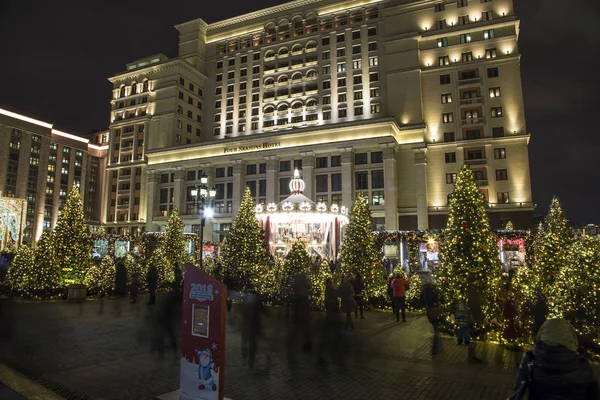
(512, 318, 599, 400)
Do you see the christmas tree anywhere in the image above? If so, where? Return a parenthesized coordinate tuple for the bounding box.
(339, 193, 385, 299)
(99, 255, 116, 293)
(125, 253, 147, 290)
(83, 262, 102, 289)
(309, 260, 332, 310)
(33, 231, 61, 290)
(553, 236, 600, 336)
(438, 164, 502, 324)
(505, 220, 514, 230)
(221, 188, 269, 292)
(162, 207, 186, 268)
(279, 240, 310, 299)
(535, 197, 573, 313)
(148, 246, 173, 288)
(406, 273, 423, 310)
(54, 187, 92, 285)
(7, 245, 35, 292)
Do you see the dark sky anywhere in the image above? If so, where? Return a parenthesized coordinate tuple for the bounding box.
(0, 0, 598, 225)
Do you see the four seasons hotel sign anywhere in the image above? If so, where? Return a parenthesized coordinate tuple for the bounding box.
(223, 142, 280, 154)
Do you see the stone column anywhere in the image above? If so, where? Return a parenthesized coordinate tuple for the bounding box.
(145, 169, 159, 231)
(382, 143, 398, 230)
(300, 151, 315, 201)
(264, 156, 278, 204)
(340, 147, 354, 206)
(173, 167, 186, 214)
(231, 159, 247, 212)
(413, 147, 429, 230)
(202, 164, 216, 243)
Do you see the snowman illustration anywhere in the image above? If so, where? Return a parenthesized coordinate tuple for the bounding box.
(198, 349, 219, 391)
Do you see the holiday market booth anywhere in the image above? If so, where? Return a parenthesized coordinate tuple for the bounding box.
(255, 169, 349, 259)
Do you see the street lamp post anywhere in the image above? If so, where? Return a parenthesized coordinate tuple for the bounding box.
(190, 172, 216, 270)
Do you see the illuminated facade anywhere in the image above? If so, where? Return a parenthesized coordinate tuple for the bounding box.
(0, 108, 109, 245)
(106, 0, 532, 238)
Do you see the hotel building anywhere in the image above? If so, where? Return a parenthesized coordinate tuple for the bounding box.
(0, 109, 109, 245)
(105, 0, 532, 239)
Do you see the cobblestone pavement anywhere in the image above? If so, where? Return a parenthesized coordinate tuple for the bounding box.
(0, 295, 519, 400)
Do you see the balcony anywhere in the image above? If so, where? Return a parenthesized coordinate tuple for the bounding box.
(263, 112, 274, 118)
(264, 125, 275, 132)
(264, 55, 276, 62)
(461, 117, 485, 125)
(263, 83, 275, 89)
(118, 189, 130, 195)
(277, 109, 288, 116)
(277, 81, 288, 87)
(306, 105, 318, 111)
(458, 77, 481, 86)
(465, 158, 487, 166)
(305, 47, 317, 53)
(117, 203, 130, 209)
(305, 60, 318, 67)
(305, 75, 317, 82)
(476, 179, 489, 187)
(291, 50, 303, 56)
(460, 97, 482, 105)
(118, 174, 132, 180)
(122, 130, 135, 137)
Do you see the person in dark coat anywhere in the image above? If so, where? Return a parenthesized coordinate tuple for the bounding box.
(130, 271, 140, 304)
(351, 273, 365, 319)
(513, 318, 599, 400)
(532, 286, 548, 339)
(146, 264, 158, 305)
(420, 274, 441, 355)
(173, 262, 183, 303)
(114, 261, 127, 296)
(241, 291, 265, 368)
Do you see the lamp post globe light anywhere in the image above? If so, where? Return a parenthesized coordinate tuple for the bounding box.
(190, 172, 216, 269)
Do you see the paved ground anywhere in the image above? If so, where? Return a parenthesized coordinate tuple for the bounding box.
(0, 294, 520, 400)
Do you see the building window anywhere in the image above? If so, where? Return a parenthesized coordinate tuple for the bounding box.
(253, 66, 260, 74)
(316, 175, 328, 193)
(484, 29, 495, 40)
(441, 93, 452, 104)
(355, 171, 368, 190)
(370, 87, 380, 97)
(485, 48, 497, 59)
(369, 72, 379, 82)
(440, 74, 451, 85)
(371, 151, 383, 163)
(462, 52, 473, 62)
(216, 74, 222, 82)
(354, 91, 363, 100)
(491, 107, 503, 118)
(482, 11, 493, 21)
(352, 44, 361, 54)
(493, 127, 505, 138)
(460, 33, 472, 43)
(496, 169, 508, 181)
(368, 56, 378, 67)
(316, 157, 328, 168)
(442, 112, 454, 123)
(368, 42, 378, 51)
(247, 164, 257, 175)
(436, 19, 447, 29)
(353, 60, 362, 69)
(213, 127, 220, 136)
(323, 110, 331, 120)
(370, 103, 381, 114)
(497, 192, 510, 204)
(488, 67, 499, 78)
(338, 109, 347, 118)
(322, 37, 330, 46)
(437, 38, 448, 48)
(338, 93, 347, 102)
(466, 129, 482, 140)
(444, 132, 455, 142)
(354, 106, 363, 116)
(458, 15, 469, 25)
(280, 160, 291, 172)
(489, 87, 501, 98)
(372, 170, 384, 189)
(337, 33, 345, 42)
(337, 62, 346, 72)
(322, 65, 331, 74)
(445, 152, 456, 163)
(494, 148, 506, 159)
(355, 153, 368, 165)
(446, 173, 457, 184)
(434, 2, 445, 12)
(322, 51, 330, 60)
(457, 0, 468, 7)
(251, 121, 259, 130)
(438, 56, 450, 66)
(338, 78, 346, 87)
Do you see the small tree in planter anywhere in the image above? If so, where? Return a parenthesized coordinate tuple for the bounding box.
(7, 246, 35, 295)
(33, 231, 61, 296)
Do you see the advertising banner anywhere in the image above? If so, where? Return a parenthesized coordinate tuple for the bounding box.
(179, 263, 226, 400)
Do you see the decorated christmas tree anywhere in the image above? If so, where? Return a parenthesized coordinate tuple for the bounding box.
(340, 193, 385, 299)
(535, 197, 573, 313)
(505, 220, 514, 230)
(99, 255, 116, 292)
(148, 246, 173, 288)
(309, 260, 332, 310)
(54, 187, 92, 285)
(125, 253, 147, 290)
(438, 164, 502, 324)
(33, 231, 61, 290)
(7, 246, 35, 292)
(162, 207, 186, 268)
(553, 236, 600, 336)
(279, 240, 310, 300)
(83, 262, 102, 290)
(406, 273, 423, 310)
(221, 188, 269, 292)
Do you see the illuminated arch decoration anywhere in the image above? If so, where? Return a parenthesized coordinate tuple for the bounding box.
(0, 196, 27, 251)
(256, 169, 348, 259)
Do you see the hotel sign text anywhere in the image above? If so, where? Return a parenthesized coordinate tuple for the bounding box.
(223, 142, 281, 154)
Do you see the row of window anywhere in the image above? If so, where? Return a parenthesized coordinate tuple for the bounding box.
(445, 148, 506, 163)
(446, 168, 507, 184)
(434, 0, 492, 12)
(434, 10, 494, 30)
(441, 106, 502, 123)
(437, 48, 499, 66)
(437, 29, 495, 48)
(441, 126, 506, 142)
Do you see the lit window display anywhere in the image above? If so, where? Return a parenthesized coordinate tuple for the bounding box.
(498, 238, 526, 272)
(419, 237, 439, 272)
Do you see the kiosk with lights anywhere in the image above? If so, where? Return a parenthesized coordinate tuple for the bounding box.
(255, 169, 349, 259)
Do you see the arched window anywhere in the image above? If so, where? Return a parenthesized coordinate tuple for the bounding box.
(277, 104, 288, 112)
(142, 80, 149, 92)
(306, 70, 317, 79)
(291, 101, 303, 110)
(278, 75, 288, 84)
(119, 85, 126, 97)
(264, 105, 275, 114)
(130, 82, 137, 95)
(278, 47, 289, 57)
(306, 99, 318, 108)
(264, 78, 275, 86)
(265, 50, 275, 59)
(306, 41, 317, 51)
(291, 72, 303, 81)
(292, 44, 303, 53)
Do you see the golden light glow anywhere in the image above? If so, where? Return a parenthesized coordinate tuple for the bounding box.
(0, 108, 53, 129)
(317, 0, 383, 16)
(51, 129, 90, 144)
(88, 144, 109, 151)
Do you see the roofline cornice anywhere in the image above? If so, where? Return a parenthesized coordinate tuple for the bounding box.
(108, 59, 207, 83)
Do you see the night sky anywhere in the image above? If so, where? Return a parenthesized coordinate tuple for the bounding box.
(0, 0, 598, 225)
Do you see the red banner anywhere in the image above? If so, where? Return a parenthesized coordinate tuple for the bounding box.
(179, 263, 226, 400)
